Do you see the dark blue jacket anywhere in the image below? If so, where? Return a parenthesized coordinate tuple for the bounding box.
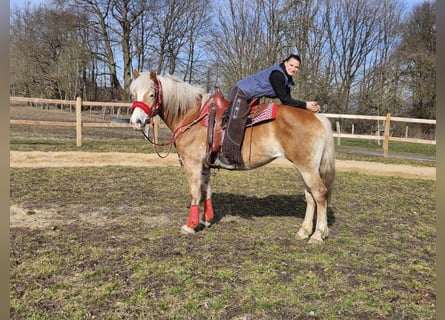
(236, 64, 306, 109)
(237, 65, 292, 100)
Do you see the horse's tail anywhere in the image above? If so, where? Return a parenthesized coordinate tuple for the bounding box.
(317, 114, 336, 202)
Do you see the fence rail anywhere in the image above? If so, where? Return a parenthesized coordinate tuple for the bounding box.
(10, 96, 436, 157)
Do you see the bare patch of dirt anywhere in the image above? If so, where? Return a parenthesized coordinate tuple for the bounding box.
(10, 150, 436, 180)
(10, 203, 174, 231)
(10, 205, 64, 230)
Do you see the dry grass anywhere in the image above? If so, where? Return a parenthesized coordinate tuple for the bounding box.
(10, 166, 436, 319)
(10, 104, 436, 319)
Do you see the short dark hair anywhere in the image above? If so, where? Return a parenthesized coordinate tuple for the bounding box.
(283, 53, 301, 63)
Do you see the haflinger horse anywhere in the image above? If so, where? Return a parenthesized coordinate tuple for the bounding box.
(129, 70, 335, 243)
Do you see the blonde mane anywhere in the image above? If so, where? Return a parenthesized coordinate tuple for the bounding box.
(131, 72, 206, 121)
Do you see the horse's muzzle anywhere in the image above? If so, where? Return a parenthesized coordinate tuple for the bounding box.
(130, 119, 146, 131)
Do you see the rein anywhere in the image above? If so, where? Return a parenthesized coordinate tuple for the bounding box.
(141, 109, 208, 158)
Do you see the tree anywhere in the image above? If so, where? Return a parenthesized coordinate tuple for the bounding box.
(10, 3, 91, 100)
(357, 0, 405, 118)
(324, 0, 399, 114)
(398, 1, 436, 119)
(210, 0, 294, 94)
(283, 0, 331, 105)
(110, 0, 145, 99)
(77, 0, 124, 99)
(10, 0, 435, 140)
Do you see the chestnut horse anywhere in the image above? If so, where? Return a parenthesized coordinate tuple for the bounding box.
(129, 70, 335, 243)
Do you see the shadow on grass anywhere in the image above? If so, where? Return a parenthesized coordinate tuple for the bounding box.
(211, 192, 336, 227)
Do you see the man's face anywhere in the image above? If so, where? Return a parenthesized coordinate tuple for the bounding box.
(284, 57, 300, 76)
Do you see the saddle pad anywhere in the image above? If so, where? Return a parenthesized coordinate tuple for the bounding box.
(202, 103, 277, 127)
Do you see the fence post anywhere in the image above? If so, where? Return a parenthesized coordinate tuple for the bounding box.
(76, 97, 82, 147)
(383, 113, 391, 158)
(336, 121, 341, 145)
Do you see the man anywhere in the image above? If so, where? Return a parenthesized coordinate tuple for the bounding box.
(215, 53, 321, 169)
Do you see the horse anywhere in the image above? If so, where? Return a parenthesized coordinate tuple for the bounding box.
(129, 70, 335, 243)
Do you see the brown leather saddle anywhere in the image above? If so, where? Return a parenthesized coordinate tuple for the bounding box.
(205, 87, 267, 167)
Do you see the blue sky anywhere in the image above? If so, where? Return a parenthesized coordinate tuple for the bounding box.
(404, 0, 431, 8)
(11, 0, 428, 10)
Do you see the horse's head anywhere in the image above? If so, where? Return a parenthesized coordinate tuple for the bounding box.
(129, 70, 162, 130)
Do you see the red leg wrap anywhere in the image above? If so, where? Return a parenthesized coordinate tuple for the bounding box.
(203, 198, 214, 222)
(186, 205, 200, 229)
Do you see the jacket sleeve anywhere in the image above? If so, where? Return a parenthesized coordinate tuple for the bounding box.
(269, 71, 307, 109)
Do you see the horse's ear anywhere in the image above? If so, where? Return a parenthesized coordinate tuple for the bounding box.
(133, 69, 140, 79)
(149, 70, 157, 81)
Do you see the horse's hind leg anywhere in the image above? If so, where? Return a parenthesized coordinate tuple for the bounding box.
(308, 184, 329, 244)
(200, 167, 214, 227)
(296, 188, 316, 240)
(297, 172, 329, 244)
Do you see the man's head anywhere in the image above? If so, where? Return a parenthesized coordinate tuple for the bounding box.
(283, 54, 301, 76)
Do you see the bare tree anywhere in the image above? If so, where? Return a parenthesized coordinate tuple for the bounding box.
(144, 0, 209, 78)
(398, 1, 436, 119)
(356, 0, 405, 118)
(10, 0, 435, 135)
(77, 0, 123, 99)
(109, 0, 145, 99)
(211, 0, 294, 94)
(177, 0, 211, 83)
(131, 1, 155, 73)
(73, 0, 147, 100)
(283, 0, 331, 104)
(324, 0, 395, 114)
(10, 3, 91, 100)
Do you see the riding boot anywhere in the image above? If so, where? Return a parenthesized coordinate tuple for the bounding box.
(215, 87, 249, 169)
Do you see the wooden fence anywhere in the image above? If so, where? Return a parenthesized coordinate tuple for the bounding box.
(324, 113, 436, 157)
(10, 96, 436, 157)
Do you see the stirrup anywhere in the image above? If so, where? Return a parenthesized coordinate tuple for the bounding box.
(213, 156, 236, 170)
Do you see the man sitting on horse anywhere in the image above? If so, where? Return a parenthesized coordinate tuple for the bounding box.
(214, 53, 321, 169)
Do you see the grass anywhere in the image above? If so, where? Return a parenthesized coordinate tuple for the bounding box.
(10, 132, 436, 156)
(10, 166, 436, 319)
(9, 137, 159, 154)
(9, 104, 436, 318)
(336, 137, 436, 156)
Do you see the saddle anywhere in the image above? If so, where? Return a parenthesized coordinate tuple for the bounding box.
(205, 87, 266, 167)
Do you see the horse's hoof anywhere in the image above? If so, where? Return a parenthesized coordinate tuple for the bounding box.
(295, 229, 310, 241)
(200, 219, 212, 228)
(181, 225, 197, 234)
(308, 235, 324, 244)
(295, 234, 308, 241)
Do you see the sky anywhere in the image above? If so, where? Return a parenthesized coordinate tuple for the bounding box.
(10, 0, 429, 10)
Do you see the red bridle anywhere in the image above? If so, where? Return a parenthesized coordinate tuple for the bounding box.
(129, 77, 210, 159)
(130, 79, 163, 123)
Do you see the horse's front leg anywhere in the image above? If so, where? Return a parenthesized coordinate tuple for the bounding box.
(180, 161, 212, 234)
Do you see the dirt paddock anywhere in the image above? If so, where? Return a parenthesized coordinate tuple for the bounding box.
(10, 150, 435, 180)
